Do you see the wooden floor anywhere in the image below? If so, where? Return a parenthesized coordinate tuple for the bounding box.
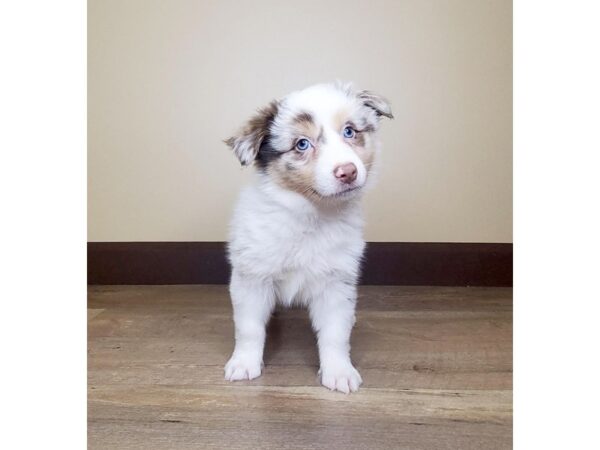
(88, 285, 512, 449)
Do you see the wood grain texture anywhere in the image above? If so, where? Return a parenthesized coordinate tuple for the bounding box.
(88, 285, 512, 449)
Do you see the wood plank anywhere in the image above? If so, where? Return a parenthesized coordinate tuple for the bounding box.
(89, 386, 511, 450)
(88, 285, 512, 449)
(88, 308, 105, 321)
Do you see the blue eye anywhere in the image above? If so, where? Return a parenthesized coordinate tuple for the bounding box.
(343, 126, 356, 138)
(295, 138, 311, 151)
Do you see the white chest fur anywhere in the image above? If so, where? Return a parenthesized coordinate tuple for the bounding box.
(228, 180, 365, 305)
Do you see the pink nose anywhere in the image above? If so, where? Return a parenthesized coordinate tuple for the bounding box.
(333, 163, 358, 184)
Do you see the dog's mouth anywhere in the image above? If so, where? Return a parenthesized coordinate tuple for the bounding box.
(306, 184, 364, 201)
(321, 185, 363, 199)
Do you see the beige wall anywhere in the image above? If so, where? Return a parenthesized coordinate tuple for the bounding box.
(88, 0, 512, 243)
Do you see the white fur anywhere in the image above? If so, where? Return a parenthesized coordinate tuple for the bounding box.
(224, 82, 390, 393)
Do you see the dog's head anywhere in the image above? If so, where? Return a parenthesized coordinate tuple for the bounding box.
(225, 82, 392, 202)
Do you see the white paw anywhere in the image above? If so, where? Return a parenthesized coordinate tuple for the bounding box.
(319, 362, 363, 394)
(224, 354, 263, 381)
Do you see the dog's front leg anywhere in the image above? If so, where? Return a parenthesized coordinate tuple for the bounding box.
(309, 282, 362, 394)
(224, 271, 274, 381)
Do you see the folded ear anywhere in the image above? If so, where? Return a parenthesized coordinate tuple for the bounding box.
(225, 100, 279, 166)
(358, 90, 394, 119)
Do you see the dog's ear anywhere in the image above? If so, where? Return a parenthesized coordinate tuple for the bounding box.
(358, 90, 394, 119)
(225, 100, 279, 166)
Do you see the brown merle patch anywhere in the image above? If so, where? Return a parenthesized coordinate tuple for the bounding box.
(225, 100, 279, 166)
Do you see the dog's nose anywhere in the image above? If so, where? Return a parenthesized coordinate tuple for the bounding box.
(333, 163, 357, 184)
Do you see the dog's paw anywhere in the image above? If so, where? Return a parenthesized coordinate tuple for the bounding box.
(224, 354, 263, 381)
(319, 362, 363, 394)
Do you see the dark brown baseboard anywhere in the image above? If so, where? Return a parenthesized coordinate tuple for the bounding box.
(87, 242, 512, 286)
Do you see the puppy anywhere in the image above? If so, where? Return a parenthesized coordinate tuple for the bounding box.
(224, 82, 392, 393)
